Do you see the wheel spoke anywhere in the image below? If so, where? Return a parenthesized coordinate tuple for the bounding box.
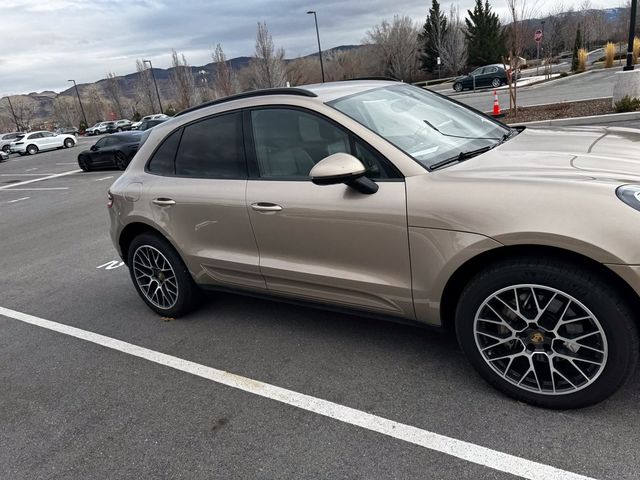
(133, 245, 179, 310)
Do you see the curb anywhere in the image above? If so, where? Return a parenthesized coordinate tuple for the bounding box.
(508, 110, 640, 127)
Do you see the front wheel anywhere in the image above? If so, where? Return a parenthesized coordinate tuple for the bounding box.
(491, 77, 502, 88)
(64, 138, 75, 148)
(453, 82, 463, 92)
(127, 233, 201, 317)
(455, 258, 638, 409)
(26, 145, 38, 155)
(115, 152, 127, 170)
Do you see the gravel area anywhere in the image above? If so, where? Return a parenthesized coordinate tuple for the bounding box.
(498, 98, 613, 123)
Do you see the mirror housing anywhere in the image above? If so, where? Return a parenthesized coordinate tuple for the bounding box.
(310, 153, 378, 194)
(90, 145, 98, 151)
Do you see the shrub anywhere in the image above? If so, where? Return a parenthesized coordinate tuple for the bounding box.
(576, 48, 588, 72)
(605, 42, 615, 68)
(634, 38, 640, 64)
(614, 96, 640, 113)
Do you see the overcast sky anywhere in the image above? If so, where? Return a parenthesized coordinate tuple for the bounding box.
(0, 0, 623, 95)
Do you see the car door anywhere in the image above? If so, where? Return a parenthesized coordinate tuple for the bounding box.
(89, 137, 109, 166)
(145, 111, 265, 291)
(96, 137, 118, 166)
(245, 107, 414, 318)
(40, 132, 59, 149)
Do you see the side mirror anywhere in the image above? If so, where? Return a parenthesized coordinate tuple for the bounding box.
(310, 153, 378, 194)
(90, 145, 98, 151)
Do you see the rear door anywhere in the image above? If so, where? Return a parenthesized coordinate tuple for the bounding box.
(245, 107, 414, 318)
(145, 111, 265, 291)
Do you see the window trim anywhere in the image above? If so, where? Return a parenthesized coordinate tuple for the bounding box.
(144, 108, 248, 179)
(243, 105, 403, 182)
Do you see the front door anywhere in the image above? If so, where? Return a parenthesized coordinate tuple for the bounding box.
(145, 111, 265, 291)
(245, 107, 414, 318)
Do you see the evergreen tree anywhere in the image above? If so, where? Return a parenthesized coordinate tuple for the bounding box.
(571, 25, 583, 72)
(464, 0, 505, 67)
(419, 0, 448, 73)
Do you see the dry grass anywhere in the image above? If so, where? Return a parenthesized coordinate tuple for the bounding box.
(634, 38, 640, 64)
(605, 42, 616, 68)
(577, 48, 588, 72)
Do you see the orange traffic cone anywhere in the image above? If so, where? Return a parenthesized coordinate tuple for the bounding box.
(492, 90, 503, 118)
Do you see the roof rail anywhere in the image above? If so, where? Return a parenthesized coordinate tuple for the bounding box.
(175, 87, 318, 117)
(345, 76, 401, 82)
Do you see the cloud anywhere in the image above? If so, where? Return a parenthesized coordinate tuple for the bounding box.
(0, 0, 619, 94)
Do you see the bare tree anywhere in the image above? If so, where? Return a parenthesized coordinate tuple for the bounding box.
(287, 57, 322, 85)
(248, 22, 287, 89)
(365, 15, 420, 81)
(84, 86, 106, 124)
(135, 59, 157, 115)
(212, 43, 238, 97)
(505, 0, 537, 114)
(105, 72, 125, 118)
(52, 96, 80, 127)
(437, 6, 467, 75)
(11, 97, 38, 131)
(169, 49, 197, 110)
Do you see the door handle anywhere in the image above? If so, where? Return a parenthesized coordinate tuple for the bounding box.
(251, 202, 282, 212)
(152, 198, 176, 206)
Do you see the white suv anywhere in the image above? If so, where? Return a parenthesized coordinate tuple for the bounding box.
(10, 131, 76, 155)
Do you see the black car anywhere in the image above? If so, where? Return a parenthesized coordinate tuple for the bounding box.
(103, 121, 118, 134)
(77, 131, 143, 171)
(452, 65, 520, 92)
(55, 126, 79, 136)
(136, 118, 167, 131)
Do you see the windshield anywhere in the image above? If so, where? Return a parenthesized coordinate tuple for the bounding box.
(328, 84, 510, 169)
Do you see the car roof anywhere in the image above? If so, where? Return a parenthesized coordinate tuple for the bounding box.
(112, 131, 143, 139)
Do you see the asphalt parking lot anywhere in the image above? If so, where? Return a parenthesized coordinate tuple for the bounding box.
(1, 135, 639, 480)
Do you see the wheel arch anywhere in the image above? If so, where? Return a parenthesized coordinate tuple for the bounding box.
(439, 244, 640, 333)
(118, 221, 177, 266)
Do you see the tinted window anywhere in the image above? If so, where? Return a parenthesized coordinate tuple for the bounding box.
(175, 112, 245, 178)
(29, 133, 42, 139)
(95, 138, 107, 147)
(148, 128, 182, 175)
(251, 108, 350, 179)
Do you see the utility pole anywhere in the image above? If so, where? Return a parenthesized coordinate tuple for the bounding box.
(143, 59, 164, 113)
(68, 79, 88, 128)
(3, 96, 20, 131)
(625, 0, 638, 71)
(307, 11, 325, 82)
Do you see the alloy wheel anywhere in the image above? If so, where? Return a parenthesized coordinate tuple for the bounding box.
(474, 284, 607, 395)
(132, 245, 179, 310)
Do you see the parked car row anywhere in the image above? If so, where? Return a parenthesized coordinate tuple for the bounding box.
(452, 64, 522, 92)
(86, 119, 133, 135)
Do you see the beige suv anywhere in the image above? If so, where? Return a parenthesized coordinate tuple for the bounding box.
(109, 81, 640, 408)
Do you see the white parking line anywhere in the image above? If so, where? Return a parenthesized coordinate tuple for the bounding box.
(6, 197, 29, 203)
(0, 305, 596, 480)
(0, 187, 69, 191)
(95, 176, 114, 182)
(0, 169, 81, 190)
(25, 168, 37, 172)
(56, 163, 77, 165)
(0, 173, 57, 176)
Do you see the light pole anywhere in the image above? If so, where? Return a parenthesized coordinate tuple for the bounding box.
(143, 59, 164, 113)
(3, 95, 20, 131)
(68, 79, 88, 129)
(306, 11, 325, 83)
(624, 0, 638, 71)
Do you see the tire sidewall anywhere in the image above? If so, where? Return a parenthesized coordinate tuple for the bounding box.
(64, 138, 74, 148)
(27, 145, 37, 155)
(492, 78, 501, 88)
(455, 261, 637, 409)
(127, 233, 199, 317)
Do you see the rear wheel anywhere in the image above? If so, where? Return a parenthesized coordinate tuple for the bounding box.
(127, 233, 201, 317)
(1, 145, 10, 153)
(491, 77, 502, 88)
(26, 144, 38, 155)
(64, 138, 75, 148)
(455, 258, 638, 409)
(453, 82, 463, 92)
(115, 152, 127, 170)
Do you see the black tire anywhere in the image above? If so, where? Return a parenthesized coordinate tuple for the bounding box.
(1, 145, 10, 153)
(117, 127, 123, 132)
(77, 155, 90, 172)
(64, 138, 75, 148)
(455, 257, 638, 409)
(453, 82, 463, 92)
(491, 77, 501, 88)
(127, 233, 201, 317)
(26, 144, 38, 155)
(115, 152, 127, 170)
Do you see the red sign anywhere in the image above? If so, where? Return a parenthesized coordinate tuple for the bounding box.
(534, 29, 543, 43)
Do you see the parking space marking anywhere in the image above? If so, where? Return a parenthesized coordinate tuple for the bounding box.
(56, 163, 77, 165)
(25, 168, 37, 172)
(97, 260, 124, 270)
(0, 173, 57, 176)
(0, 169, 81, 190)
(0, 187, 69, 191)
(0, 305, 595, 480)
(95, 176, 114, 182)
(6, 197, 29, 204)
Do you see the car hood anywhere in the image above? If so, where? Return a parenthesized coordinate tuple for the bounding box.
(447, 126, 640, 184)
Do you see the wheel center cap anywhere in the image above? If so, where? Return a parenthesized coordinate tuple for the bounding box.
(529, 331, 545, 345)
